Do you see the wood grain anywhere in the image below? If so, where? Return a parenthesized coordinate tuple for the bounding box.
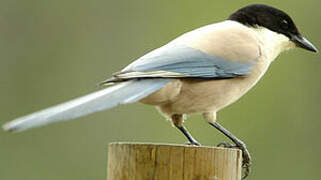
(107, 142, 242, 180)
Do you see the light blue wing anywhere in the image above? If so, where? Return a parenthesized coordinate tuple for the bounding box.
(115, 44, 257, 80)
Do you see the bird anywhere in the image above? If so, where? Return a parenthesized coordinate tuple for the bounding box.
(2, 4, 318, 179)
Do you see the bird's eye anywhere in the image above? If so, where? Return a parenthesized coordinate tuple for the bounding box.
(281, 20, 289, 30)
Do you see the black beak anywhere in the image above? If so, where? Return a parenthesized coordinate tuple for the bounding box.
(291, 35, 318, 53)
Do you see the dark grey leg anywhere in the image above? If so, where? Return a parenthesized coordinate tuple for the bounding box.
(176, 125, 201, 146)
(208, 122, 251, 179)
(172, 114, 200, 146)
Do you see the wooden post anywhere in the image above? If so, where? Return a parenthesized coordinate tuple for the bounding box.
(107, 142, 242, 180)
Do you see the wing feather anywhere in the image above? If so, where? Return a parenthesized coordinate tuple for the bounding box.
(102, 45, 258, 84)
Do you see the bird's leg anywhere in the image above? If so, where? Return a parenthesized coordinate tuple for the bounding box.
(208, 122, 251, 179)
(171, 114, 200, 146)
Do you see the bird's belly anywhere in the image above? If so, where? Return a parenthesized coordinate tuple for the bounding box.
(168, 78, 255, 114)
(159, 60, 271, 115)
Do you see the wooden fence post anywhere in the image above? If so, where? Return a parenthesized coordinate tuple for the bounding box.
(107, 142, 242, 180)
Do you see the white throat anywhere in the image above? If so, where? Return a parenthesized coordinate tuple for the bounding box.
(252, 27, 295, 62)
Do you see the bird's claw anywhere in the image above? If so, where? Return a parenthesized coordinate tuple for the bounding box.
(242, 161, 251, 179)
(185, 141, 201, 146)
(216, 141, 237, 148)
(240, 146, 252, 179)
(216, 141, 252, 179)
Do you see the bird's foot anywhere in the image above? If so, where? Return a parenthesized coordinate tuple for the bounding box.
(216, 141, 252, 179)
(217, 141, 237, 148)
(185, 141, 201, 146)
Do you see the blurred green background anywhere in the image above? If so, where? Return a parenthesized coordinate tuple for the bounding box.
(0, 0, 320, 180)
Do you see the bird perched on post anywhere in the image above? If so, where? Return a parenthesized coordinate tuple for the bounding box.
(3, 4, 318, 179)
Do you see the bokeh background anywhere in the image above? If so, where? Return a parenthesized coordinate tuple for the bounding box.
(0, 0, 320, 180)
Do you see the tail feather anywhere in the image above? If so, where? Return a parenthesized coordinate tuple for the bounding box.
(2, 79, 170, 132)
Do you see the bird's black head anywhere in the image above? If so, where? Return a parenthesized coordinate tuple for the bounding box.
(229, 4, 318, 52)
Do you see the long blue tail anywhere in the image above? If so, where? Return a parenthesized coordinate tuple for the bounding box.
(2, 79, 170, 132)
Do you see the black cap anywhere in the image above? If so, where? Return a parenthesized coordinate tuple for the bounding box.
(229, 4, 318, 52)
